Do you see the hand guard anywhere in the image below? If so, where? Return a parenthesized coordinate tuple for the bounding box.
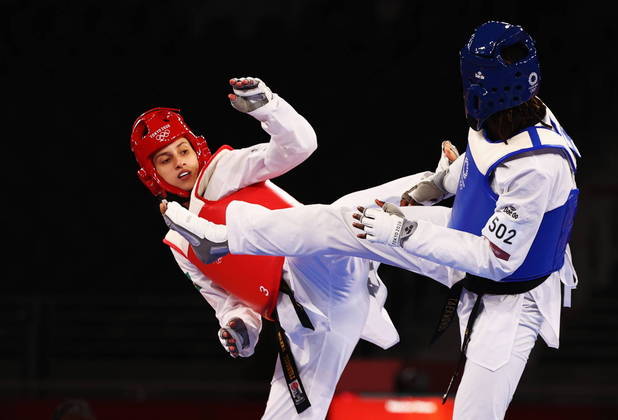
(218, 318, 253, 358)
(355, 206, 417, 247)
(228, 77, 273, 113)
(401, 170, 450, 206)
(162, 201, 229, 264)
(401, 140, 459, 206)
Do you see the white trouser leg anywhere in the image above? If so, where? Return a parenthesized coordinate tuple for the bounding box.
(227, 201, 459, 287)
(261, 270, 370, 420)
(453, 293, 544, 420)
(261, 331, 359, 420)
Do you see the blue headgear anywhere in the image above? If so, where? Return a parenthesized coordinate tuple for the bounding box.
(460, 21, 541, 131)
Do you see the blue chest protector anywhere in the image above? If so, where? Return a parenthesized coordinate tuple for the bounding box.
(448, 123, 579, 282)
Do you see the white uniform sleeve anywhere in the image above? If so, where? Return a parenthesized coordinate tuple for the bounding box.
(400, 151, 569, 281)
(170, 249, 262, 349)
(205, 95, 317, 199)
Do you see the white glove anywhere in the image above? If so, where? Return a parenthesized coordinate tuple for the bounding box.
(401, 140, 459, 206)
(218, 318, 254, 358)
(228, 77, 273, 113)
(162, 201, 229, 263)
(353, 204, 417, 247)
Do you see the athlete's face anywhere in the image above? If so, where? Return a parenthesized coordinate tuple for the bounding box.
(152, 137, 200, 192)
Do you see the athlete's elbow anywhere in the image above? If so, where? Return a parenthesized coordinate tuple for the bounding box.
(282, 126, 317, 160)
(298, 126, 318, 156)
(484, 257, 526, 281)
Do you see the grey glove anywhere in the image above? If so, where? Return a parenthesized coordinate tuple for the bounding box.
(228, 77, 273, 113)
(218, 318, 252, 358)
(401, 170, 450, 206)
(401, 140, 459, 206)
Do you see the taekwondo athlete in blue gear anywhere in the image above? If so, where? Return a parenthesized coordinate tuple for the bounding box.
(354, 21, 581, 420)
(451, 20, 580, 283)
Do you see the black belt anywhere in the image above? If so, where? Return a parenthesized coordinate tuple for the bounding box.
(433, 273, 549, 403)
(462, 273, 549, 295)
(272, 281, 314, 414)
(279, 280, 315, 330)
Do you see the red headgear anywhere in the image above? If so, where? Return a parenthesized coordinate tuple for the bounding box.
(130, 108, 211, 198)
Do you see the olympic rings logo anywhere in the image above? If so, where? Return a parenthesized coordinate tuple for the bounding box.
(155, 129, 171, 141)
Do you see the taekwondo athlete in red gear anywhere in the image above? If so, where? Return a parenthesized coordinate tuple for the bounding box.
(160, 104, 479, 417)
(132, 77, 406, 420)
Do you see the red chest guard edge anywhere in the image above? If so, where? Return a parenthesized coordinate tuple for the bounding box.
(163, 146, 293, 321)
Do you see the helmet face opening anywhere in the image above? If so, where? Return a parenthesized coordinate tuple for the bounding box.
(460, 21, 541, 131)
(130, 108, 211, 198)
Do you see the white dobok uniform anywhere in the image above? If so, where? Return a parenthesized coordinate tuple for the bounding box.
(164, 94, 459, 420)
(225, 107, 579, 420)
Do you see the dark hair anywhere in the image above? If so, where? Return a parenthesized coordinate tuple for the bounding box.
(482, 42, 548, 141)
(483, 96, 548, 141)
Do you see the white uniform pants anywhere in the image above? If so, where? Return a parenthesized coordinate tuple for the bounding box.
(261, 255, 372, 420)
(453, 293, 544, 420)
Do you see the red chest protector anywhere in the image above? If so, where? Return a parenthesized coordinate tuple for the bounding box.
(163, 146, 294, 320)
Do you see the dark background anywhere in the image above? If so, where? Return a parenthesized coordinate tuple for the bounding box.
(4, 1, 618, 419)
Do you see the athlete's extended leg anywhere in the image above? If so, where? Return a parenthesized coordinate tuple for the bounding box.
(227, 203, 459, 287)
(226, 174, 462, 287)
